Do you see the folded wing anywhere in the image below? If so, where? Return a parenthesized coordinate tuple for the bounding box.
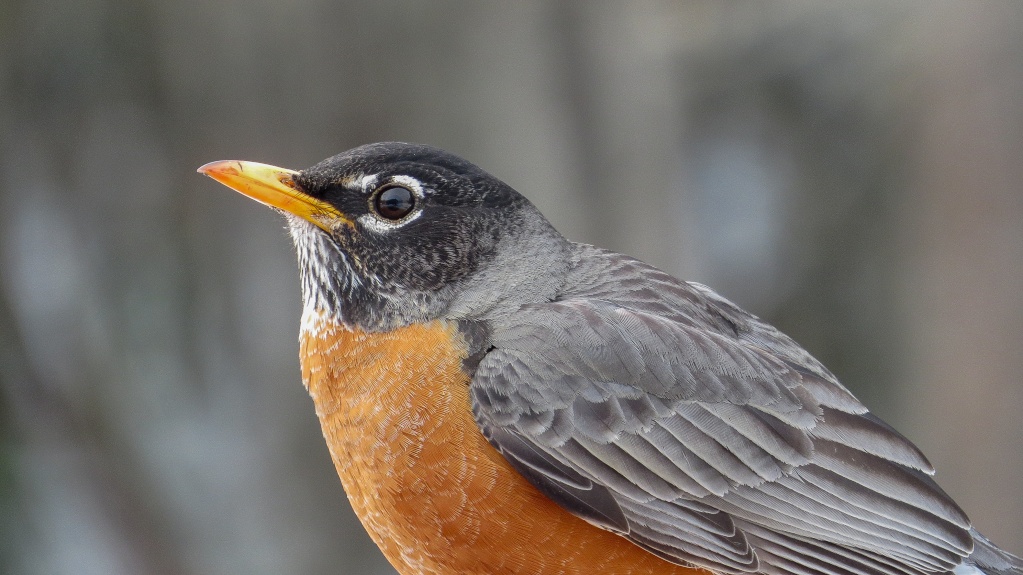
(472, 297, 972, 575)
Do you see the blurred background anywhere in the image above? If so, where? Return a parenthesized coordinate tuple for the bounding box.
(2, 2, 1022, 574)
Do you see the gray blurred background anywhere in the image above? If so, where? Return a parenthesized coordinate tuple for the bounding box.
(2, 2, 1022, 574)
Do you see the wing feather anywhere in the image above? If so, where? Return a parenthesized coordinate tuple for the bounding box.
(471, 267, 972, 575)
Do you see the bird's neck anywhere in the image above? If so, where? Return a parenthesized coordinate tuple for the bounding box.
(291, 221, 441, 332)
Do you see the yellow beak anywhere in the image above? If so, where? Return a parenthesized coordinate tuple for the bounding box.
(197, 160, 349, 232)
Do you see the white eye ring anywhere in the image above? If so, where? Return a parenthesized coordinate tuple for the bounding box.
(358, 175, 426, 232)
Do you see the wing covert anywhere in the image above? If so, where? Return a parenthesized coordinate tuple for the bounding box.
(471, 295, 971, 575)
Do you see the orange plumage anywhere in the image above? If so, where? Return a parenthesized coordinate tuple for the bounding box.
(300, 311, 704, 575)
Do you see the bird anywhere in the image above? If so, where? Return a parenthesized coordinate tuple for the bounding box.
(199, 142, 1022, 575)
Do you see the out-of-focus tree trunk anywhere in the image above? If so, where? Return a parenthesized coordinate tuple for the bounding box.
(899, 5, 1023, 548)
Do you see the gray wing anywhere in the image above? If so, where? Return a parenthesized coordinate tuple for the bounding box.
(471, 296, 973, 575)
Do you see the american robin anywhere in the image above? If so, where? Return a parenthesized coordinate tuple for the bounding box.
(199, 143, 1022, 575)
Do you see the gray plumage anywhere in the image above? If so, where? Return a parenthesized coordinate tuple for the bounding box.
(471, 244, 987, 575)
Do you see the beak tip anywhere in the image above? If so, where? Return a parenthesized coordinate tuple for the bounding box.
(197, 160, 240, 178)
(197, 161, 217, 176)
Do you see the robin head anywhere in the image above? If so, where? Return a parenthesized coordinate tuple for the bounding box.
(200, 142, 571, 331)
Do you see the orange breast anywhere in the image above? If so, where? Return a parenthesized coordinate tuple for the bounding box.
(300, 311, 704, 575)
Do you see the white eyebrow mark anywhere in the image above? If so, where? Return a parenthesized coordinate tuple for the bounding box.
(389, 175, 426, 196)
(358, 173, 379, 192)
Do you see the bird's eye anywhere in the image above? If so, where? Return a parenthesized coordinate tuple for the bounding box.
(372, 185, 415, 220)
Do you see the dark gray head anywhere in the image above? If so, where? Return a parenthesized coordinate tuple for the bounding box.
(202, 142, 571, 331)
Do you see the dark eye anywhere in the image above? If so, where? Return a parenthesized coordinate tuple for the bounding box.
(373, 185, 415, 220)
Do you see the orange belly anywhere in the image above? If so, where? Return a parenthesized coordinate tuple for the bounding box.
(300, 311, 704, 575)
